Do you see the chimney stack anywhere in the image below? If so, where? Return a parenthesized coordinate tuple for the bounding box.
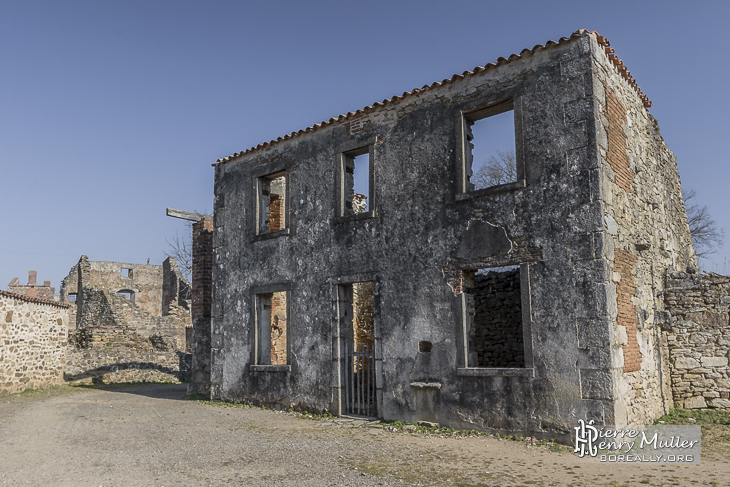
(28, 270, 37, 286)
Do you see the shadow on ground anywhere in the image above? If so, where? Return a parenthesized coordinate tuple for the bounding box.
(70, 382, 189, 400)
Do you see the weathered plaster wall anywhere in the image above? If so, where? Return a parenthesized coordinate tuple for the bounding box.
(0, 290, 69, 395)
(591, 39, 695, 426)
(665, 271, 730, 410)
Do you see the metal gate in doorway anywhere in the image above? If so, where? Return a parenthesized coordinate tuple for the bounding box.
(344, 342, 376, 417)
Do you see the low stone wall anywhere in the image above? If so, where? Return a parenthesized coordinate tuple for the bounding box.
(0, 290, 69, 395)
(664, 271, 730, 409)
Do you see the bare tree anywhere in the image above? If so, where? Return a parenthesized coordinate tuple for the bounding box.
(683, 188, 724, 260)
(165, 224, 193, 282)
(472, 151, 517, 189)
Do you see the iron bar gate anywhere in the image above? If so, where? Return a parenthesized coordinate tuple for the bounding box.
(344, 342, 376, 417)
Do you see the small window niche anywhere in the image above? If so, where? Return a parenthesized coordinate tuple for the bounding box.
(460, 100, 523, 197)
(117, 289, 135, 304)
(255, 291, 288, 366)
(257, 172, 288, 236)
(121, 268, 132, 279)
(340, 146, 374, 220)
(458, 264, 534, 377)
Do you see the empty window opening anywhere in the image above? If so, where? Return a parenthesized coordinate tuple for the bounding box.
(117, 290, 135, 304)
(259, 172, 286, 233)
(121, 268, 132, 278)
(256, 291, 288, 365)
(464, 103, 516, 191)
(68, 293, 77, 302)
(464, 266, 524, 367)
(419, 341, 433, 353)
(343, 148, 370, 215)
(338, 281, 376, 417)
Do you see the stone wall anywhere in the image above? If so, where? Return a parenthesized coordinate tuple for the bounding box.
(0, 290, 69, 395)
(591, 37, 695, 426)
(61, 255, 192, 384)
(664, 271, 730, 409)
(469, 268, 523, 368)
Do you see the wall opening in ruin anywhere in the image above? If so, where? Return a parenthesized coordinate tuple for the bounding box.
(259, 172, 286, 234)
(464, 265, 525, 368)
(121, 268, 132, 278)
(68, 293, 77, 302)
(338, 281, 376, 417)
(463, 100, 516, 192)
(342, 147, 370, 216)
(255, 291, 288, 365)
(117, 289, 135, 304)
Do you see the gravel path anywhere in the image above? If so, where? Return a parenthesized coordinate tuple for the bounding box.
(0, 384, 727, 486)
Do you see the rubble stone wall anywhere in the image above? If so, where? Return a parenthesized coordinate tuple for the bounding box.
(0, 291, 69, 395)
(469, 268, 523, 368)
(664, 271, 730, 410)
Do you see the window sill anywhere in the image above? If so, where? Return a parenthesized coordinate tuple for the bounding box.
(252, 228, 290, 242)
(250, 365, 291, 372)
(457, 367, 534, 377)
(334, 210, 376, 225)
(456, 179, 526, 201)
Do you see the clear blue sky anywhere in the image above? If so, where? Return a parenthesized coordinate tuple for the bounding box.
(1, 1, 729, 291)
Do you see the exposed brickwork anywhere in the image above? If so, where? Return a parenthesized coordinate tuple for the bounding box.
(192, 218, 214, 320)
(604, 86, 633, 193)
(614, 249, 641, 372)
(0, 291, 68, 395)
(268, 194, 284, 232)
(189, 216, 213, 396)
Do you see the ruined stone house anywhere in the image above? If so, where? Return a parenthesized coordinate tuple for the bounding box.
(60, 255, 192, 383)
(7, 271, 57, 301)
(202, 29, 697, 439)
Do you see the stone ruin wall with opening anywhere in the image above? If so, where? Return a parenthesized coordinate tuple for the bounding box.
(61, 256, 192, 383)
(0, 291, 69, 395)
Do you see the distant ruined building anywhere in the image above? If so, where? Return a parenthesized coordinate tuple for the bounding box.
(60, 255, 192, 383)
(7, 271, 57, 301)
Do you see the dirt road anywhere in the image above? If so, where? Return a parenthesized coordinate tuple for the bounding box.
(0, 384, 727, 486)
